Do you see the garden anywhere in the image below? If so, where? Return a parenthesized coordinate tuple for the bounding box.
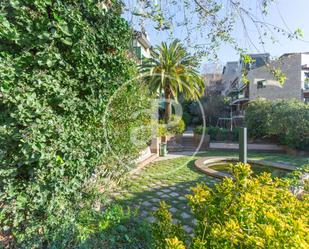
(0, 0, 308, 248)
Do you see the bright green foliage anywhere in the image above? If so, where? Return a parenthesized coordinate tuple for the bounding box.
(152, 201, 187, 249)
(245, 99, 309, 149)
(153, 163, 309, 248)
(245, 98, 272, 138)
(0, 0, 149, 247)
(141, 40, 204, 122)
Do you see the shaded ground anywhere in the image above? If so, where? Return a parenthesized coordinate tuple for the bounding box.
(111, 150, 308, 233)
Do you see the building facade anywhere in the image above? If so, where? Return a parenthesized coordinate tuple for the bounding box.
(248, 53, 309, 103)
(223, 52, 309, 105)
(132, 30, 153, 64)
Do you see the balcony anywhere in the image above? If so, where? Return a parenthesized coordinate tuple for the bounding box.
(230, 92, 249, 105)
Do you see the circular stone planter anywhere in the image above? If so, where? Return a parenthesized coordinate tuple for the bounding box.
(194, 156, 297, 179)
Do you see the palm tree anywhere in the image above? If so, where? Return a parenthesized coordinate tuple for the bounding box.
(141, 40, 204, 123)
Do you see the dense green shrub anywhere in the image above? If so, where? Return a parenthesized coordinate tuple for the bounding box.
(153, 163, 309, 248)
(0, 0, 150, 247)
(181, 96, 229, 127)
(245, 99, 309, 149)
(269, 100, 309, 149)
(182, 112, 192, 126)
(245, 98, 272, 138)
(207, 126, 239, 142)
(193, 125, 207, 135)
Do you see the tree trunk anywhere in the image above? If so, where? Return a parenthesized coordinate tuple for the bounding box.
(164, 87, 171, 124)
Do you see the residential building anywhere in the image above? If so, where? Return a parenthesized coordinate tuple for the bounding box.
(131, 30, 153, 64)
(248, 52, 309, 103)
(221, 61, 240, 96)
(223, 52, 309, 107)
(225, 53, 270, 108)
(203, 73, 223, 96)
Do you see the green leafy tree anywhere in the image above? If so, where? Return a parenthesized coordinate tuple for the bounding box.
(141, 40, 204, 123)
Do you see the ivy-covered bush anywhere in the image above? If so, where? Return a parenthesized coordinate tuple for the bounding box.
(153, 163, 309, 248)
(245, 99, 309, 149)
(0, 0, 150, 247)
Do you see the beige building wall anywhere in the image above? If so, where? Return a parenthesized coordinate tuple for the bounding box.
(248, 53, 302, 101)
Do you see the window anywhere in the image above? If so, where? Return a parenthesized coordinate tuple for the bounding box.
(257, 80, 267, 89)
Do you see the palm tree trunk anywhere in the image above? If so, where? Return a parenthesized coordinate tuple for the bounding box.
(164, 87, 171, 124)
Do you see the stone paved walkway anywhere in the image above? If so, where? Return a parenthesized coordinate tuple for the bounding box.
(111, 150, 307, 235)
(112, 174, 219, 234)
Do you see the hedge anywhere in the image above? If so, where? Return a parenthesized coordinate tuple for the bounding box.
(245, 99, 309, 149)
(194, 125, 239, 142)
(0, 0, 150, 247)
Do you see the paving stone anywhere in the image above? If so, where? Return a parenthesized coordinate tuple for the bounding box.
(169, 207, 178, 213)
(171, 200, 180, 205)
(183, 225, 193, 233)
(180, 212, 191, 219)
(156, 191, 165, 196)
(172, 218, 180, 224)
(146, 216, 156, 223)
(150, 206, 158, 211)
(192, 219, 198, 226)
(141, 211, 148, 217)
(178, 196, 186, 201)
(148, 183, 157, 188)
(170, 192, 179, 197)
(161, 194, 169, 198)
(150, 198, 161, 203)
(142, 201, 151, 207)
(170, 186, 177, 190)
(161, 188, 171, 193)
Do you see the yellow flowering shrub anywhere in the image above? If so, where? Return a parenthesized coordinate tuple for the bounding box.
(153, 163, 309, 248)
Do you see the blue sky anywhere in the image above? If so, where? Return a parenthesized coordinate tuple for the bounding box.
(124, 0, 309, 69)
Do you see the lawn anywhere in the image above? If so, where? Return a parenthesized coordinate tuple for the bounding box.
(112, 150, 309, 233)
